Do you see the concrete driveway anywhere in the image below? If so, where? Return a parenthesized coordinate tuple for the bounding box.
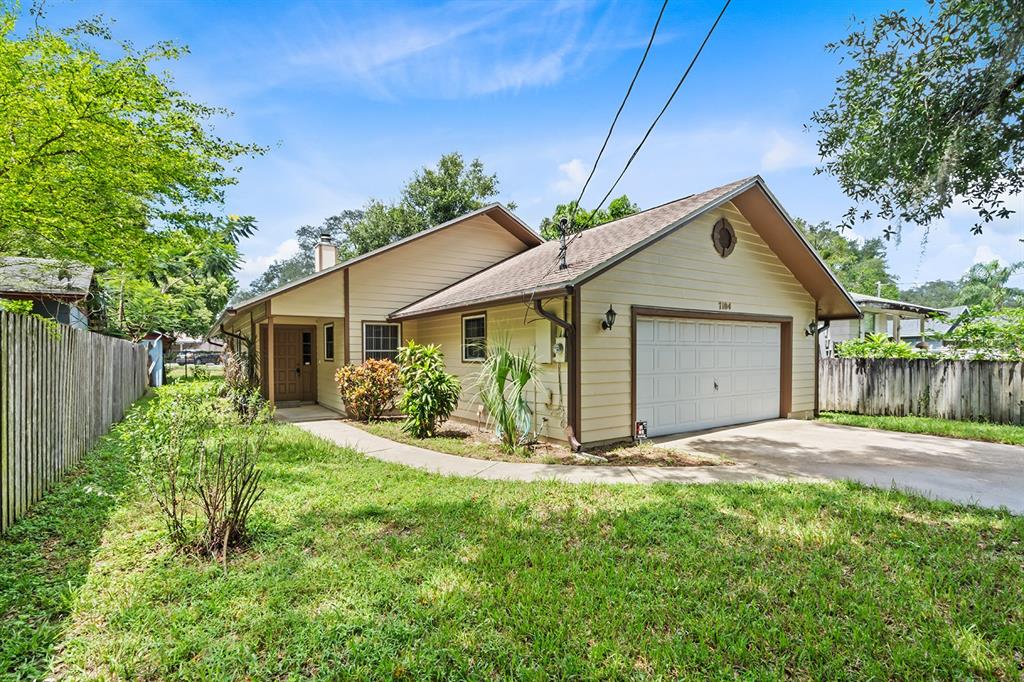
(657, 420, 1024, 514)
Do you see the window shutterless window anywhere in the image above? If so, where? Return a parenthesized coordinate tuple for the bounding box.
(302, 331, 313, 365)
(363, 323, 400, 361)
(462, 314, 486, 362)
(324, 323, 335, 361)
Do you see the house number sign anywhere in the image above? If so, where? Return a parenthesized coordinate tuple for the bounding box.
(718, 301, 732, 311)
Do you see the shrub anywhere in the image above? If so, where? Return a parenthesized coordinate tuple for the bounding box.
(835, 332, 923, 359)
(335, 359, 401, 421)
(124, 383, 267, 559)
(475, 340, 537, 454)
(396, 341, 461, 437)
(194, 422, 267, 558)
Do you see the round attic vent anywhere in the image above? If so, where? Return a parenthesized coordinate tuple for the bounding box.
(711, 218, 736, 257)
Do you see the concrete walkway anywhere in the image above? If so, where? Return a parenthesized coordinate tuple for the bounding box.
(287, 413, 1024, 514)
(293, 418, 792, 485)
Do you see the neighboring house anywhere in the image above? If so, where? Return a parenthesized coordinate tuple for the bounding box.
(0, 256, 95, 329)
(900, 305, 970, 350)
(820, 293, 939, 355)
(214, 176, 859, 445)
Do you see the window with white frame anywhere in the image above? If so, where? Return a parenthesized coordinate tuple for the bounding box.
(462, 314, 486, 362)
(323, 323, 335, 361)
(363, 322, 400, 361)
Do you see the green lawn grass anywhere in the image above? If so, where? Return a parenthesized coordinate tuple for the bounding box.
(819, 411, 1024, 446)
(0, 412, 140, 679)
(3, 390, 1023, 679)
(357, 418, 504, 460)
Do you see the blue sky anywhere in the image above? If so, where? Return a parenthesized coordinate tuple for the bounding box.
(40, 0, 1024, 290)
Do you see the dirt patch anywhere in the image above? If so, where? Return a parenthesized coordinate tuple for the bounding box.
(351, 418, 727, 467)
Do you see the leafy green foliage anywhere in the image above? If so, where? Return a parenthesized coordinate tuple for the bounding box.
(395, 339, 460, 436)
(940, 304, 1024, 359)
(812, 0, 1024, 235)
(953, 260, 1024, 308)
(899, 279, 961, 307)
(836, 332, 923, 359)
(475, 340, 537, 453)
(120, 381, 270, 558)
(233, 211, 364, 301)
(0, 10, 264, 336)
(796, 218, 899, 297)
(237, 153, 509, 300)
(334, 359, 401, 421)
(539, 194, 639, 240)
(396, 341, 461, 438)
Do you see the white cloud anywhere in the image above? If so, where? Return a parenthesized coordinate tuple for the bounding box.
(760, 130, 817, 172)
(238, 238, 299, 281)
(282, 2, 625, 99)
(972, 244, 1006, 266)
(553, 158, 587, 195)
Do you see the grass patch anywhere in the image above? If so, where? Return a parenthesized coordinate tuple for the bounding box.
(0, 409, 140, 679)
(4, 387, 1023, 678)
(819, 411, 1024, 446)
(354, 419, 723, 466)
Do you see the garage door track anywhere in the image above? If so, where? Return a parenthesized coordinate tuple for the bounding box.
(657, 420, 1024, 514)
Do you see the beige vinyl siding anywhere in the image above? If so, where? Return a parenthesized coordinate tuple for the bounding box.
(269, 269, 345, 317)
(579, 201, 817, 444)
(348, 215, 529, 361)
(406, 300, 570, 442)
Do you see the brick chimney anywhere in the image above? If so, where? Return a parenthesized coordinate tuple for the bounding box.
(314, 233, 337, 272)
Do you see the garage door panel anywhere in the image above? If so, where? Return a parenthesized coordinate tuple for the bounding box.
(637, 316, 782, 436)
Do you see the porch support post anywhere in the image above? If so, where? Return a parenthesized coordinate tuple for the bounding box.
(267, 310, 276, 404)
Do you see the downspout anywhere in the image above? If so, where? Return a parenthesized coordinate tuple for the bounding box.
(533, 289, 581, 452)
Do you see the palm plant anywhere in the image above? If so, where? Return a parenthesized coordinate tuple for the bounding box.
(475, 340, 537, 453)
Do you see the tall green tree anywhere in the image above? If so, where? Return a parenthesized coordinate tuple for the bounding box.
(234, 210, 364, 301)
(348, 152, 511, 253)
(237, 153, 512, 299)
(954, 260, 1024, 308)
(812, 0, 1024, 235)
(538, 195, 639, 240)
(795, 218, 899, 297)
(899, 279, 960, 308)
(0, 8, 264, 337)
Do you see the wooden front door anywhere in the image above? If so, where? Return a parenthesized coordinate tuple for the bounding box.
(269, 325, 316, 402)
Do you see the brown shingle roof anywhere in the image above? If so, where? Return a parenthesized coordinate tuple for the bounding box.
(391, 177, 756, 319)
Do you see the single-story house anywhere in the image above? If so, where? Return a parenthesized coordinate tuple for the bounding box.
(899, 305, 970, 350)
(214, 176, 859, 445)
(820, 293, 940, 355)
(0, 256, 95, 329)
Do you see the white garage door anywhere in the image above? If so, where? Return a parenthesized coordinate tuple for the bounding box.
(636, 317, 781, 436)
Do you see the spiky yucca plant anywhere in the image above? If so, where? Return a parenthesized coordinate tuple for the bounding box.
(475, 340, 536, 454)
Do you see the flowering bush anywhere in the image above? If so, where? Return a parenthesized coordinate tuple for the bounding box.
(335, 359, 401, 421)
(396, 341, 461, 437)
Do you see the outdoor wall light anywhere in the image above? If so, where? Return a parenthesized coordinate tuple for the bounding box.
(601, 305, 617, 331)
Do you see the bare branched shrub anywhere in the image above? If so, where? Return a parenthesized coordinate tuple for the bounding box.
(193, 423, 267, 558)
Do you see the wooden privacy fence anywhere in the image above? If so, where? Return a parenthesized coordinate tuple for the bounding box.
(819, 358, 1024, 424)
(0, 311, 149, 533)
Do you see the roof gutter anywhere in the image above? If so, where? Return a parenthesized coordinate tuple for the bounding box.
(532, 287, 582, 452)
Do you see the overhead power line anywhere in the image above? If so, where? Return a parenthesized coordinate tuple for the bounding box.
(568, 0, 668, 226)
(568, 0, 732, 250)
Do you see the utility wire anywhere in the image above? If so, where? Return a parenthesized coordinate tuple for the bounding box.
(566, 0, 731, 251)
(523, 0, 671, 326)
(567, 0, 668, 229)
